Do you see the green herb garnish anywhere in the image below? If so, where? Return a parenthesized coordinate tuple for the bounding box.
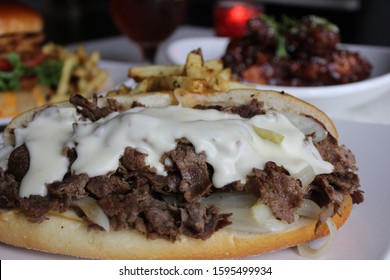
(259, 14, 288, 58)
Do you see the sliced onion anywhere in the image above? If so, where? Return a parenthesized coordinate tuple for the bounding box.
(200, 192, 258, 208)
(223, 207, 265, 232)
(304, 138, 326, 162)
(291, 164, 316, 187)
(72, 196, 110, 232)
(222, 206, 288, 233)
(249, 201, 288, 232)
(296, 199, 322, 219)
(297, 217, 337, 258)
(250, 201, 273, 223)
(0, 145, 13, 170)
(201, 193, 323, 234)
(201, 193, 288, 233)
(283, 112, 328, 142)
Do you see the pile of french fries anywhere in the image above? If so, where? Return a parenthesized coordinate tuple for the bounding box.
(107, 49, 254, 97)
(43, 43, 108, 102)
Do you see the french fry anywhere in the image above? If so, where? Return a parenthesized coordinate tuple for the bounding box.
(107, 84, 132, 96)
(133, 76, 207, 93)
(131, 78, 155, 94)
(129, 65, 184, 81)
(55, 54, 77, 98)
(203, 59, 224, 75)
(42, 42, 69, 60)
(86, 51, 100, 67)
(112, 48, 254, 98)
(210, 68, 233, 91)
(83, 70, 108, 95)
(72, 67, 87, 78)
(43, 44, 108, 102)
(153, 76, 206, 92)
(184, 50, 203, 78)
(217, 68, 232, 81)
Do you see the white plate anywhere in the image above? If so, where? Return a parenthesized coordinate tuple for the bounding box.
(0, 119, 389, 259)
(99, 59, 135, 89)
(0, 60, 132, 129)
(0, 117, 11, 128)
(166, 37, 390, 113)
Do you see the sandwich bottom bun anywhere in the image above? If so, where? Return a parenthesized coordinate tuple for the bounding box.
(0, 195, 352, 260)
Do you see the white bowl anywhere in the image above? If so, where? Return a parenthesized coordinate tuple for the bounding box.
(166, 37, 390, 112)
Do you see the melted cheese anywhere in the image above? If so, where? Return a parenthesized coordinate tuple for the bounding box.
(0, 105, 334, 198)
(14, 106, 78, 197)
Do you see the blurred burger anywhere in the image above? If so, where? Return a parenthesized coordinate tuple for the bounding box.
(0, 2, 49, 116)
(0, 2, 108, 118)
(0, 2, 44, 64)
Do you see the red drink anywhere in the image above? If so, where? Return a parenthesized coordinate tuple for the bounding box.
(110, 0, 187, 47)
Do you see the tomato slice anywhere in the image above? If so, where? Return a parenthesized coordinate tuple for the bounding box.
(0, 57, 13, 71)
(21, 51, 46, 67)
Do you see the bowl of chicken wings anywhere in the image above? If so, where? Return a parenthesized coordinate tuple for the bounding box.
(167, 15, 390, 112)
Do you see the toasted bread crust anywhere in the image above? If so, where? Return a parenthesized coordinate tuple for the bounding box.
(0, 196, 352, 259)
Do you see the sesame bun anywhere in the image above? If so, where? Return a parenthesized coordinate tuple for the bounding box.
(0, 2, 43, 36)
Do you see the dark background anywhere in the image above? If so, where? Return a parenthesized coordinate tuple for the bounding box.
(10, 0, 390, 47)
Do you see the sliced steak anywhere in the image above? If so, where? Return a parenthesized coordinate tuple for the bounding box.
(194, 98, 265, 118)
(7, 144, 30, 182)
(86, 175, 131, 199)
(70, 94, 118, 121)
(166, 139, 212, 203)
(99, 184, 231, 241)
(245, 162, 303, 223)
(315, 134, 358, 172)
(0, 169, 20, 208)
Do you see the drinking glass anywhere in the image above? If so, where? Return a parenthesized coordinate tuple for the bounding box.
(109, 0, 187, 63)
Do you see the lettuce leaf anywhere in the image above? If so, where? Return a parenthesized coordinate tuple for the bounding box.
(36, 59, 63, 88)
(0, 53, 63, 91)
(0, 53, 24, 91)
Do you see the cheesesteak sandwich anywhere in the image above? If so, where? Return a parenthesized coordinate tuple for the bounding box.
(0, 89, 363, 259)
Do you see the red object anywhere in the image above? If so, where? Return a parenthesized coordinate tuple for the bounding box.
(109, 0, 187, 45)
(21, 51, 46, 67)
(0, 58, 13, 71)
(214, 1, 262, 38)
